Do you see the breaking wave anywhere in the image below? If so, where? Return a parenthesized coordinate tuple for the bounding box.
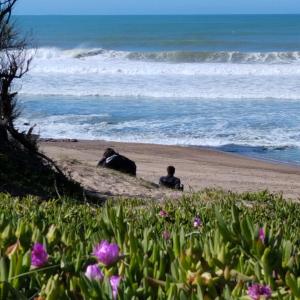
(32, 47, 300, 64)
(19, 46, 300, 100)
(124, 50, 300, 64)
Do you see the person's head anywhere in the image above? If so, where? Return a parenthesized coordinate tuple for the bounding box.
(167, 166, 175, 176)
(103, 148, 116, 158)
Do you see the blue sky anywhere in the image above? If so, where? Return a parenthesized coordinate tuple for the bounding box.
(15, 0, 300, 15)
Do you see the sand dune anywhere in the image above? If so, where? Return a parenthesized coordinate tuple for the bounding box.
(41, 140, 300, 200)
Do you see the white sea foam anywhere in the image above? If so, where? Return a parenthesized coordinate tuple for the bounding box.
(30, 47, 300, 64)
(17, 112, 300, 149)
(16, 47, 300, 152)
(18, 47, 300, 100)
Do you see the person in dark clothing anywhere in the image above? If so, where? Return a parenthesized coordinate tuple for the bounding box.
(98, 148, 137, 176)
(159, 166, 183, 190)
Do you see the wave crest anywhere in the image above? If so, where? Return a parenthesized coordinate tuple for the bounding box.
(32, 47, 300, 64)
(127, 50, 300, 64)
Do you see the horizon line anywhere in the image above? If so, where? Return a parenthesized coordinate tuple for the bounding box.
(14, 13, 300, 16)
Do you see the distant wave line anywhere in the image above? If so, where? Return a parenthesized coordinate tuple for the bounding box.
(19, 91, 300, 101)
(30, 47, 300, 64)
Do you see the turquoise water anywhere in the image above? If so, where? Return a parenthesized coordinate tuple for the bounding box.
(17, 15, 300, 52)
(14, 15, 300, 164)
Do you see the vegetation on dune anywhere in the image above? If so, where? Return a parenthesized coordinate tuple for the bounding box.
(0, 191, 299, 299)
(0, 0, 85, 199)
(0, 144, 84, 198)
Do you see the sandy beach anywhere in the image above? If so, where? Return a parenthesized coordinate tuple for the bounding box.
(40, 139, 300, 200)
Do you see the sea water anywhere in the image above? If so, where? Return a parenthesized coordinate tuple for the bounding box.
(14, 15, 300, 164)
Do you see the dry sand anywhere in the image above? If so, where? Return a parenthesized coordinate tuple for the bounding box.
(40, 139, 300, 201)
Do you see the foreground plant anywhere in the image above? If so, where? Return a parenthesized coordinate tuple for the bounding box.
(0, 191, 300, 299)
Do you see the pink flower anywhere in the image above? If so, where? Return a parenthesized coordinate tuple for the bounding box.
(110, 275, 121, 299)
(259, 228, 266, 243)
(92, 240, 120, 266)
(85, 264, 104, 281)
(247, 283, 272, 300)
(31, 243, 48, 268)
(193, 217, 202, 228)
(159, 210, 168, 217)
(162, 230, 171, 240)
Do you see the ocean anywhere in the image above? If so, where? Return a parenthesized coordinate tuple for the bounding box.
(14, 15, 300, 164)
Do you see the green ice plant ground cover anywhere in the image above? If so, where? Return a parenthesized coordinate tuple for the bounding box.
(0, 190, 300, 299)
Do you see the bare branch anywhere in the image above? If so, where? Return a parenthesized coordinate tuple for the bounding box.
(0, 0, 17, 24)
(1, 0, 33, 142)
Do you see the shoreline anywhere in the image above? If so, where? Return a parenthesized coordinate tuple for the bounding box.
(204, 145, 300, 168)
(42, 138, 300, 173)
(41, 139, 300, 200)
(40, 138, 300, 168)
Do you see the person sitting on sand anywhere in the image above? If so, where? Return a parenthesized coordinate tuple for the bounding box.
(97, 148, 137, 176)
(159, 166, 183, 190)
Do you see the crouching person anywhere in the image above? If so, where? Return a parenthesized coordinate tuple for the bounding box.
(159, 166, 184, 191)
(97, 148, 137, 176)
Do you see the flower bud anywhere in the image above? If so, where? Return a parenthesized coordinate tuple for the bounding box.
(92, 240, 120, 266)
(200, 272, 212, 286)
(46, 225, 59, 244)
(31, 243, 48, 268)
(85, 264, 104, 281)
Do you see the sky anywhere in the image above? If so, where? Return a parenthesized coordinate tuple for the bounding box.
(15, 0, 300, 15)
